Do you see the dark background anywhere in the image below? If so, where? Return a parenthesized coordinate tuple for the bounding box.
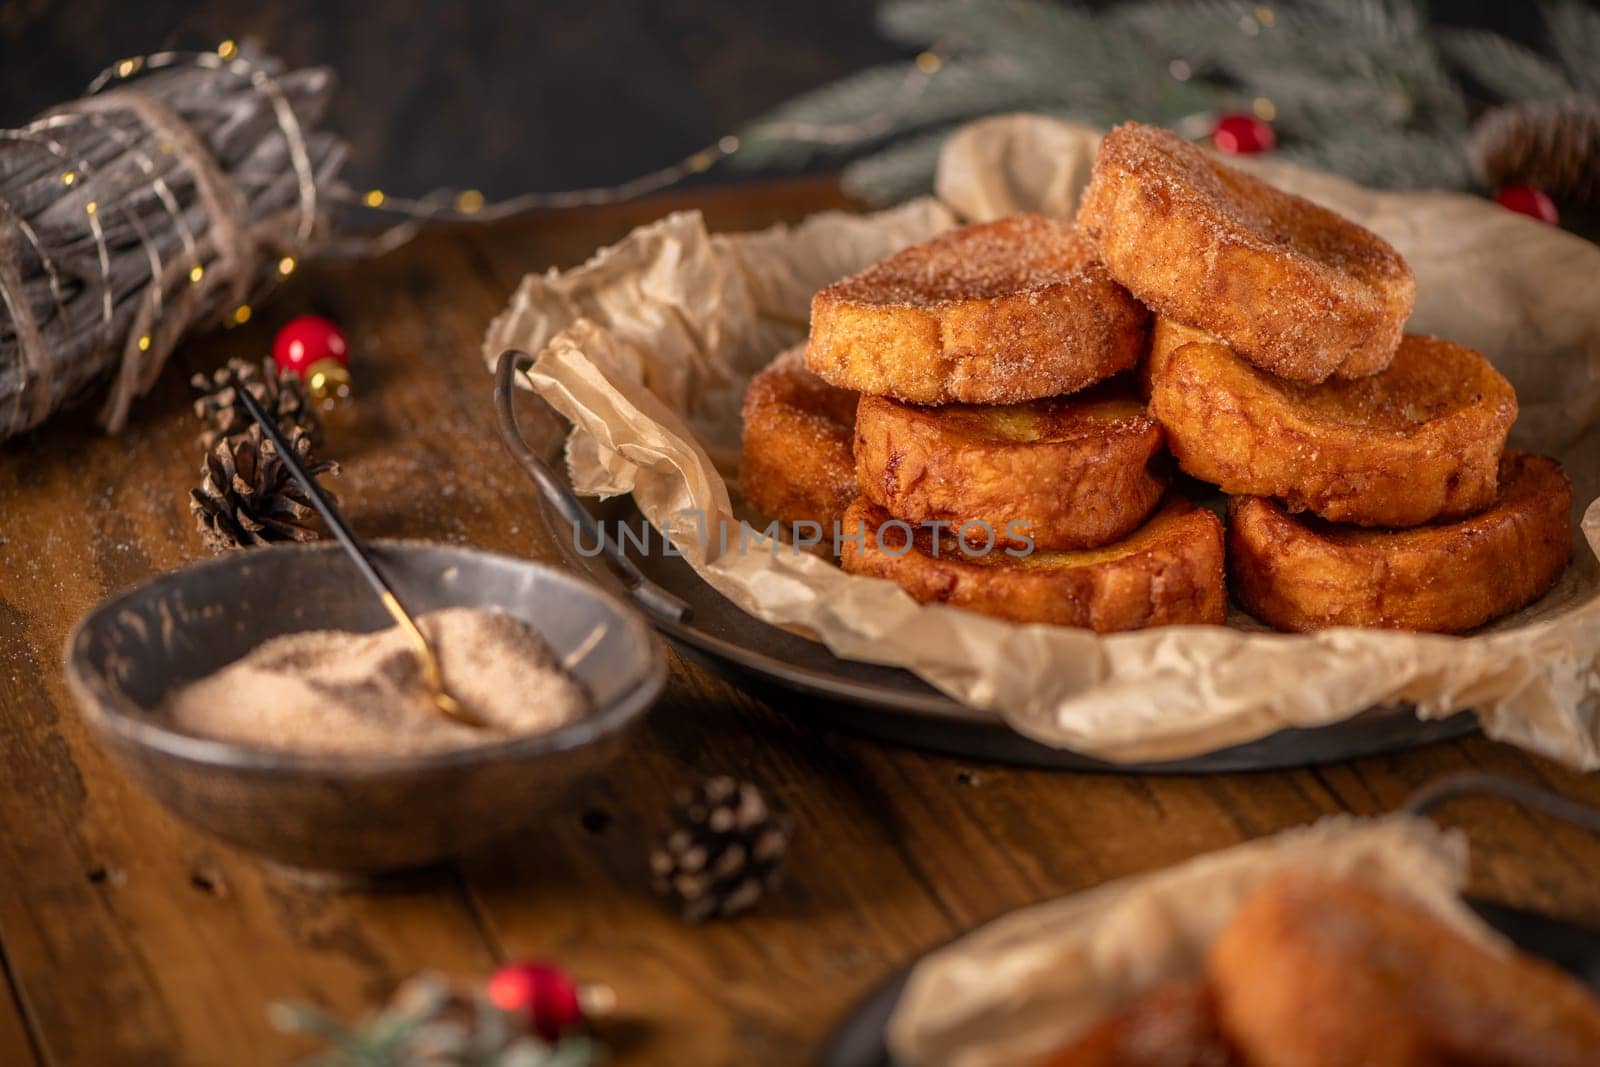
(0, 1, 1581, 199)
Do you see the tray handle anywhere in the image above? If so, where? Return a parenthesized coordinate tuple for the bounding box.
(1405, 772, 1600, 837)
(492, 348, 691, 624)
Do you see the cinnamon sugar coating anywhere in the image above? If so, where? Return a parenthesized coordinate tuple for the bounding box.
(806, 214, 1148, 404)
(839, 495, 1224, 632)
(1228, 452, 1572, 634)
(739, 346, 859, 530)
(1078, 123, 1414, 383)
(1151, 326, 1516, 527)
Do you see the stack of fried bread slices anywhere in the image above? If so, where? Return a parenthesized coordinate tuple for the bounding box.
(739, 122, 1572, 635)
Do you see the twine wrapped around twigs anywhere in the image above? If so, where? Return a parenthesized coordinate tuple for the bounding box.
(0, 46, 347, 440)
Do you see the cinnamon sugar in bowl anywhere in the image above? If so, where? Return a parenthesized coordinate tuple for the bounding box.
(65, 540, 665, 883)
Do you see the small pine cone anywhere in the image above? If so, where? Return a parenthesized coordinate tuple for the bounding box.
(1469, 96, 1600, 209)
(649, 777, 792, 923)
(191, 358, 321, 451)
(190, 424, 338, 552)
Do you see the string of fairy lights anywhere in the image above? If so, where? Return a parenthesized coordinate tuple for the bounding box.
(313, 45, 956, 258)
(83, 13, 1290, 281)
(48, 15, 1288, 367)
(55, 35, 959, 343)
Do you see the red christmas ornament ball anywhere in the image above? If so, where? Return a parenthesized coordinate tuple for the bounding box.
(1212, 113, 1276, 154)
(273, 315, 349, 375)
(273, 315, 351, 401)
(487, 961, 584, 1041)
(1494, 184, 1559, 225)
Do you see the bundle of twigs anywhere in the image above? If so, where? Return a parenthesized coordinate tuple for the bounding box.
(0, 46, 346, 440)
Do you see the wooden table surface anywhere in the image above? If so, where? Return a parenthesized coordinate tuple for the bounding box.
(4, 178, 1600, 1067)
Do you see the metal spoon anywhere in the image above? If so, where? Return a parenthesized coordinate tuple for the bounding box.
(234, 383, 487, 729)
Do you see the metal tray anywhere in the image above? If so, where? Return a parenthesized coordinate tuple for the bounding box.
(493, 351, 1476, 772)
(819, 898, 1600, 1067)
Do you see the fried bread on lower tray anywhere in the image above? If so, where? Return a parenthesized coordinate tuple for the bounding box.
(1039, 982, 1239, 1067)
(1211, 872, 1600, 1067)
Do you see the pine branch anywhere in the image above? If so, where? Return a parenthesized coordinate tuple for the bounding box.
(841, 127, 952, 204)
(1313, 0, 1425, 43)
(876, 0, 1079, 47)
(738, 0, 1238, 168)
(1440, 29, 1572, 103)
(733, 62, 937, 167)
(1282, 128, 1472, 190)
(270, 975, 601, 1067)
(1544, 0, 1600, 98)
(877, 0, 1102, 68)
(736, 0, 1574, 200)
(739, 53, 1085, 169)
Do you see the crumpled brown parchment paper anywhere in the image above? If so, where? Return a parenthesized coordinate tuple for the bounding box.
(482, 114, 1600, 768)
(884, 814, 1490, 1066)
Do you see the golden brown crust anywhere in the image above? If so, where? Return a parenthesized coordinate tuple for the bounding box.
(1077, 123, 1414, 384)
(1144, 316, 1211, 396)
(1151, 328, 1517, 527)
(1038, 982, 1239, 1067)
(1210, 872, 1600, 1067)
(1228, 452, 1573, 634)
(853, 378, 1166, 550)
(739, 346, 859, 530)
(838, 496, 1225, 632)
(806, 215, 1149, 405)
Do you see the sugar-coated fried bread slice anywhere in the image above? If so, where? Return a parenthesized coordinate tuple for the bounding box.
(1038, 982, 1240, 1067)
(839, 496, 1224, 632)
(1228, 452, 1572, 634)
(807, 215, 1149, 405)
(1077, 123, 1414, 383)
(1152, 328, 1516, 527)
(853, 378, 1166, 551)
(740, 346, 858, 530)
(1210, 872, 1600, 1067)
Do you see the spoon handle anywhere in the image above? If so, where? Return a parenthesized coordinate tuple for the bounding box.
(234, 383, 487, 729)
(235, 386, 392, 601)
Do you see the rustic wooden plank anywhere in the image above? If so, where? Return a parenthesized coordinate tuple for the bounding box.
(843, 753, 1345, 916)
(1311, 736, 1600, 924)
(0, 952, 40, 1067)
(457, 657, 974, 1062)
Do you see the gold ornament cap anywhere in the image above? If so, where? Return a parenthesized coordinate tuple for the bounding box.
(306, 358, 351, 403)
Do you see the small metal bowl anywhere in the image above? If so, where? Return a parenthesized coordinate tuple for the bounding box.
(64, 540, 665, 882)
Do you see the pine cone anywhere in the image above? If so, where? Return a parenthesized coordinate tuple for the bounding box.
(649, 777, 792, 923)
(191, 358, 321, 451)
(1469, 96, 1600, 209)
(190, 424, 338, 552)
